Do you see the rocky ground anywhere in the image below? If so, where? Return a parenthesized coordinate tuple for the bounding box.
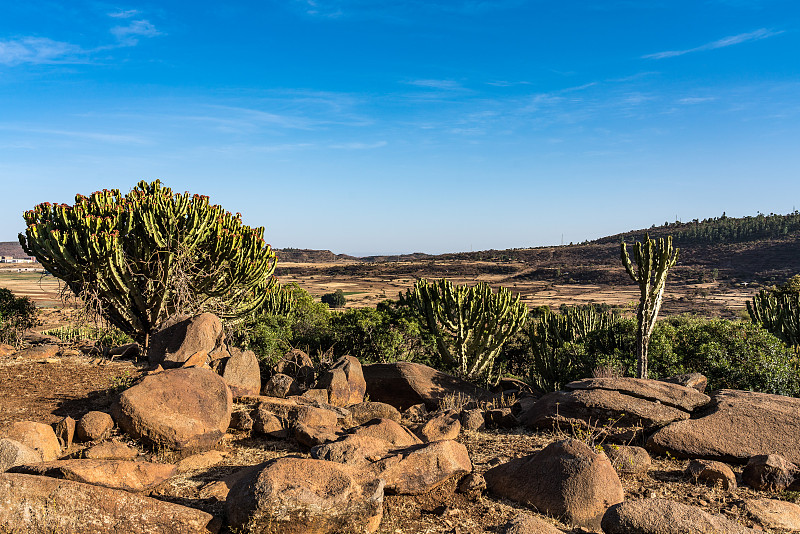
(1, 313, 800, 533)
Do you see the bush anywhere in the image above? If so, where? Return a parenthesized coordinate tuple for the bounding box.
(328, 300, 439, 366)
(0, 288, 38, 347)
(321, 289, 346, 308)
(20, 181, 277, 344)
(523, 310, 799, 397)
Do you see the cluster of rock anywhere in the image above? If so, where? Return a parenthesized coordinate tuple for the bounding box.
(3, 313, 800, 533)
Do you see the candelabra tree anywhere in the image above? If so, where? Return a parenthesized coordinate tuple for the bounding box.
(405, 278, 528, 381)
(19, 180, 278, 347)
(748, 287, 800, 349)
(621, 234, 678, 379)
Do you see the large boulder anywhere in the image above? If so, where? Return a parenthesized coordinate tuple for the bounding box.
(745, 498, 800, 532)
(518, 389, 690, 438)
(378, 439, 472, 495)
(742, 454, 798, 492)
(75, 411, 114, 442)
(275, 349, 316, 389)
(565, 378, 710, 412)
(604, 445, 651, 475)
(0, 473, 219, 533)
(221, 347, 261, 397)
(601, 498, 758, 534)
(647, 389, 800, 464)
(485, 439, 623, 530)
(317, 355, 366, 407)
(347, 401, 402, 426)
(362, 362, 489, 411)
(10, 459, 176, 493)
(112, 367, 232, 451)
(349, 418, 422, 448)
(225, 458, 384, 533)
(3, 421, 61, 461)
(147, 313, 224, 368)
(0, 438, 42, 472)
(686, 459, 737, 491)
(415, 410, 461, 442)
(312, 435, 393, 466)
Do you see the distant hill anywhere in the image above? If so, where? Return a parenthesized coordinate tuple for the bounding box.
(5, 211, 800, 285)
(0, 241, 26, 258)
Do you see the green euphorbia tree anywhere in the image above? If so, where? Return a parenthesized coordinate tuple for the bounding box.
(19, 180, 277, 346)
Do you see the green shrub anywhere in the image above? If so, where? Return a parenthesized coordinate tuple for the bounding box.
(0, 288, 38, 347)
(328, 300, 438, 366)
(321, 289, 346, 308)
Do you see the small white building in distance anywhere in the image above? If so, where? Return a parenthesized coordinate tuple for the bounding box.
(0, 256, 35, 263)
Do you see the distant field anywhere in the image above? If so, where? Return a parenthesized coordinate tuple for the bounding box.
(0, 259, 757, 319)
(0, 269, 63, 307)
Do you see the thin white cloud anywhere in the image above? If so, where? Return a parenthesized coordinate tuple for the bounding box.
(643, 28, 782, 59)
(0, 37, 88, 66)
(406, 79, 464, 90)
(111, 19, 162, 45)
(108, 9, 140, 18)
(0, 125, 149, 144)
(678, 96, 716, 104)
(329, 141, 387, 149)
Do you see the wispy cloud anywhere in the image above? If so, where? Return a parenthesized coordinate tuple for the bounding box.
(0, 37, 89, 66)
(111, 19, 162, 45)
(291, 0, 523, 19)
(678, 96, 716, 104)
(329, 141, 387, 149)
(406, 79, 465, 90)
(108, 9, 140, 18)
(643, 28, 782, 59)
(0, 124, 149, 144)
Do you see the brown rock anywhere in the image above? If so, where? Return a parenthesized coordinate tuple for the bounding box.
(15, 344, 60, 360)
(250, 396, 301, 419)
(318, 355, 366, 407)
(742, 454, 798, 491)
(301, 388, 329, 403)
(294, 423, 343, 448)
(519, 389, 689, 435)
(661, 372, 708, 393)
(312, 435, 393, 466)
(262, 372, 299, 398)
(647, 389, 800, 464)
(604, 445, 651, 475)
(229, 410, 253, 431)
(347, 401, 402, 426)
(199, 464, 261, 501)
(225, 458, 384, 533)
(295, 405, 339, 428)
(275, 348, 316, 388)
(11, 459, 176, 493)
(54, 416, 76, 449)
(461, 408, 485, 432)
(83, 441, 139, 460)
(416, 410, 461, 442)
(147, 313, 223, 368)
(566, 377, 709, 411)
(362, 362, 489, 411)
(350, 418, 422, 448)
(486, 407, 518, 428)
(4, 421, 61, 461)
(504, 513, 565, 534)
(0, 438, 42, 472)
(181, 350, 208, 368)
(0, 472, 218, 533)
(687, 459, 737, 490)
(221, 347, 261, 397)
(0, 343, 15, 357)
(75, 411, 114, 442)
(112, 367, 232, 451)
(485, 439, 623, 530)
(252, 408, 288, 439)
(745, 498, 800, 531)
(602, 498, 758, 534)
(457, 472, 486, 495)
(379, 439, 472, 495)
(176, 450, 226, 474)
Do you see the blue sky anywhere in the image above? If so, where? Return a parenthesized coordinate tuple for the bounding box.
(1, 1, 799, 256)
